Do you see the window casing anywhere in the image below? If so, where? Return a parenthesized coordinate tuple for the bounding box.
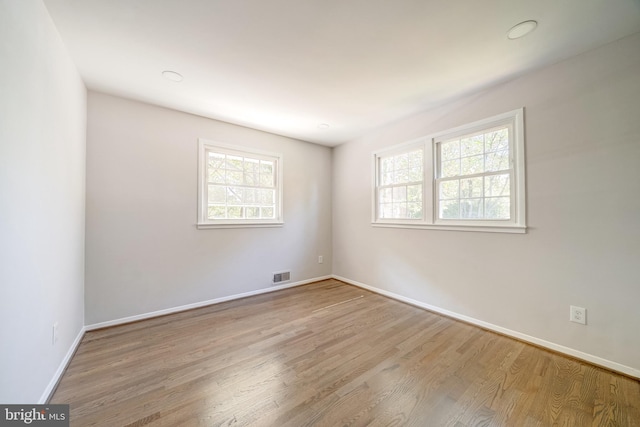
(373, 109, 526, 233)
(198, 139, 283, 228)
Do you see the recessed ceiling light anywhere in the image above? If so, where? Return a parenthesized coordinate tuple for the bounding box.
(507, 20, 538, 40)
(162, 70, 183, 82)
(317, 123, 330, 129)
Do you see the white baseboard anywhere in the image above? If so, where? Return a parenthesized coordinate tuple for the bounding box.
(85, 275, 332, 331)
(333, 275, 640, 380)
(39, 327, 86, 404)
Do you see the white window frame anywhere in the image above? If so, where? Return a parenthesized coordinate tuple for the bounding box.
(372, 108, 526, 233)
(197, 139, 283, 229)
(371, 139, 428, 226)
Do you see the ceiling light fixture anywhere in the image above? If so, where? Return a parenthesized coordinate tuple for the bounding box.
(317, 123, 330, 129)
(162, 70, 183, 82)
(507, 20, 538, 40)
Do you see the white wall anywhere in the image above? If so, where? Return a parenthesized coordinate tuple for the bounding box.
(0, 0, 86, 403)
(85, 92, 332, 325)
(333, 33, 640, 374)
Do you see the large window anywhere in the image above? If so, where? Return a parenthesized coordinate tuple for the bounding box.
(198, 139, 283, 228)
(436, 126, 511, 221)
(373, 109, 526, 233)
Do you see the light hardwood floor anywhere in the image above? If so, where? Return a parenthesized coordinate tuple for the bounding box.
(51, 279, 640, 426)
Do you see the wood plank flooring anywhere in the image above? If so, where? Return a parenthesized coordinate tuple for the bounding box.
(51, 279, 640, 426)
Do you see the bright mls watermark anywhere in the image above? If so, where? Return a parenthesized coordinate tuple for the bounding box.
(0, 405, 69, 426)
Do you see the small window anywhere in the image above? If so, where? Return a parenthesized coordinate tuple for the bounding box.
(375, 146, 424, 221)
(373, 109, 526, 233)
(198, 139, 283, 228)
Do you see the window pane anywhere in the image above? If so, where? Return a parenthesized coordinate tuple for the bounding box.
(485, 197, 510, 219)
(485, 174, 510, 197)
(485, 150, 509, 172)
(394, 168, 409, 184)
(244, 158, 258, 172)
(261, 207, 274, 218)
(440, 200, 459, 219)
(259, 172, 274, 187)
(207, 154, 226, 183)
(393, 203, 407, 218)
(208, 152, 225, 166)
(226, 186, 242, 204)
(243, 160, 258, 185)
(442, 159, 460, 178)
(208, 205, 226, 219)
(258, 189, 274, 205)
(407, 203, 422, 219)
(381, 172, 393, 186)
(460, 198, 483, 218)
(227, 206, 243, 219)
(246, 206, 259, 219)
(394, 153, 409, 170)
(381, 158, 393, 173)
(380, 203, 393, 219)
(244, 172, 257, 186)
(392, 186, 407, 202)
(380, 150, 423, 186)
(409, 151, 423, 169)
(485, 128, 508, 152)
(380, 188, 393, 203)
(407, 184, 422, 202)
(244, 188, 257, 205)
(260, 161, 273, 175)
(208, 168, 225, 184)
(460, 155, 483, 175)
(439, 180, 459, 200)
(460, 177, 483, 198)
(226, 156, 243, 171)
(208, 185, 226, 204)
(461, 135, 483, 157)
(226, 171, 243, 185)
(440, 140, 460, 161)
(408, 167, 422, 183)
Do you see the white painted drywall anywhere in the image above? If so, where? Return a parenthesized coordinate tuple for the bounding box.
(0, 0, 86, 403)
(332, 33, 640, 372)
(85, 92, 333, 324)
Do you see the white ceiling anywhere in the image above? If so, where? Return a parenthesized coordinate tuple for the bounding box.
(44, 0, 640, 146)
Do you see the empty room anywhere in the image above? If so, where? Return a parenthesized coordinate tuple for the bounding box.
(1, 0, 640, 425)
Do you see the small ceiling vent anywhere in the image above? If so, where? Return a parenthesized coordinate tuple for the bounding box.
(273, 271, 291, 284)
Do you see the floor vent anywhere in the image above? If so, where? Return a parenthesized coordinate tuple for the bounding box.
(273, 271, 291, 284)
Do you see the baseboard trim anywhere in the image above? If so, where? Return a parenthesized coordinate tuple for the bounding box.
(333, 275, 640, 380)
(85, 275, 332, 331)
(39, 327, 86, 404)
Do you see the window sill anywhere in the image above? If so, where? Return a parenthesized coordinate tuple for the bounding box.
(197, 222, 284, 229)
(371, 222, 526, 234)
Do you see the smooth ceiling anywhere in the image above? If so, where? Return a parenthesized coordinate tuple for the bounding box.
(43, 0, 640, 146)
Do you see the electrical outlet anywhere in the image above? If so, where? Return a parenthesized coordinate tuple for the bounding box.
(318, 255, 323, 264)
(570, 306, 586, 325)
(52, 322, 59, 345)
